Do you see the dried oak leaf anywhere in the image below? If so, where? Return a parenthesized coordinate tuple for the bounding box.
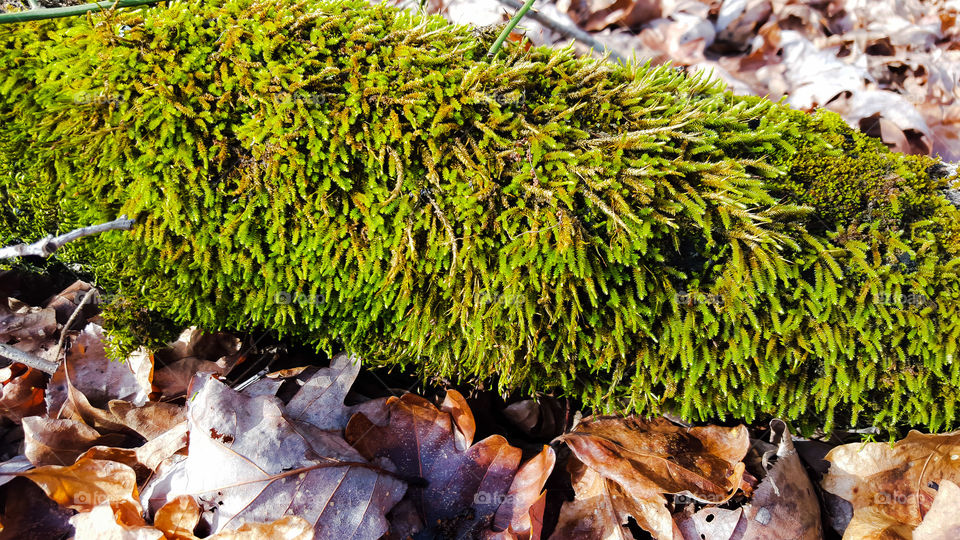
(551, 416, 749, 540)
(345, 391, 530, 538)
(284, 353, 386, 431)
(151, 328, 242, 398)
(140, 374, 404, 539)
(822, 430, 960, 539)
(675, 419, 822, 539)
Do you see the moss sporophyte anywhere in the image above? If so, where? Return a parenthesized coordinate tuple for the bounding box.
(1, 0, 959, 432)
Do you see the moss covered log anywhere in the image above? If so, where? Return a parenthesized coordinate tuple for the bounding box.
(1, 0, 959, 431)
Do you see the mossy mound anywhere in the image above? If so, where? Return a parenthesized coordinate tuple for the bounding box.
(1, 0, 959, 432)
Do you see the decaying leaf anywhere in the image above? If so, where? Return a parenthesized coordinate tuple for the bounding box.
(675, 419, 822, 539)
(346, 391, 526, 538)
(70, 500, 162, 540)
(141, 374, 404, 539)
(151, 328, 242, 398)
(822, 430, 960, 539)
(552, 416, 749, 539)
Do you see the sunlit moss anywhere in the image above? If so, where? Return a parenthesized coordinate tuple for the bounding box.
(1, 0, 959, 433)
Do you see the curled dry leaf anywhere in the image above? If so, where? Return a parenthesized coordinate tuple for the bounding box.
(488, 445, 556, 540)
(551, 416, 749, 539)
(345, 391, 526, 538)
(46, 324, 149, 413)
(140, 374, 404, 539)
(0, 364, 46, 422)
(0, 297, 57, 350)
(151, 328, 242, 398)
(675, 419, 822, 539)
(822, 430, 960, 539)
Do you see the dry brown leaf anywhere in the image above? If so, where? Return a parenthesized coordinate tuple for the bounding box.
(140, 374, 404, 539)
(913, 480, 960, 540)
(22, 416, 126, 467)
(346, 391, 524, 538)
(207, 515, 314, 540)
(822, 430, 960, 539)
(70, 501, 163, 540)
(20, 455, 140, 513)
(107, 400, 186, 440)
(0, 297, 57, 348)
(488, 445, 556, 540)
(0, 365, 47, 422)
(552, 416, 749, 539)
(284, 353, 373, 431)
(46, 324, 149, 411)
(151, 328, 242, 398)
(675, 419, 821, 539)
(153, 495, 200, 540)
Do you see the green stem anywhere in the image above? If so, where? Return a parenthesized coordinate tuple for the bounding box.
(486, 0, 536, 59)
(0, 0, 161, 24)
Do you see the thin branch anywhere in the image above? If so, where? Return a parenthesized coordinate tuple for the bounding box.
(53, 288, 97, 362)
(493, 0, 627, 63)
(0, 343, 59, 375)
(0, 216, 134, 260)
(0, 0, 162, 24)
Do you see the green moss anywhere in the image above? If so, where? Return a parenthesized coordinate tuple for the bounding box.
(1, 0, 959, 433)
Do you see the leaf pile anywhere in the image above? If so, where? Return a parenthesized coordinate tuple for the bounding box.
(0, 277, 866, 539)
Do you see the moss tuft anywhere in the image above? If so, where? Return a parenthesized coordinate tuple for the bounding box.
(1, 0, 959, 432)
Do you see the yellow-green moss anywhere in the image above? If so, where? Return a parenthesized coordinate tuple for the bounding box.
(1, 0, 959, 433)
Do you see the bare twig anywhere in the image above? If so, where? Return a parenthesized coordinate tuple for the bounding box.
(493, 0, 627, 63)
(0, 216, 134, 260)
(0, 343, 59, 375)
(53, 287, 97, 362)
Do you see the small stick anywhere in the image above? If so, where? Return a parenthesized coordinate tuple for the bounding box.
(53, 288, 97, 362)
(493, 0, 627, 63)
(0, 343, 59, 375)
(0, 216, 134, 260)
